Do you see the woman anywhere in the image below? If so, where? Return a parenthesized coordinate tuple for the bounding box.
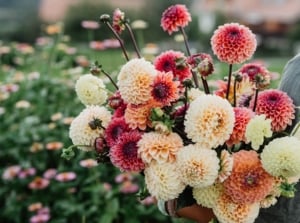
(159, 54, 300, 223)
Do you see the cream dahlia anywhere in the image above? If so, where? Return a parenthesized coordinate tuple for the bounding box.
(250, 89, 295, 132)
(69, 106, 111, 151)
(218, 150, 234, 183)
(223, 150, 275, 204)
(226, 107, 254, 147)
(211, 23, 257, 64)
(144, 162, 185, 201)
(161, 4, 191, 35)
(137, 132, 183, 164)
(245, 114, 272, 150)
(117, 58, 156, 105)
(261, 136, 300, 178)
(193, 183, 223, 208)
(75, 74, 108, 106)
(213, 193, 260, 223)
(110, 131, 145, 172)
(176, 144, 219, 188)
(184, 94, 235, 149)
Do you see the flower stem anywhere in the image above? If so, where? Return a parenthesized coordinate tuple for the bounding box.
(252, 88, 259, 112)
(179, 27, 200, 89)
(101, 69, 119, 90)
(125, 23, 141, 58)
(233, 78, 237, 107)
(226, 64, 233, 100)
(103, 21, 129, 61)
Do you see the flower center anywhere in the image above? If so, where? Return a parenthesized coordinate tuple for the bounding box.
(112, 126, 124, 140)
(123, 141, 137, 158)
(268, 95, 278, 103)
(153, 83, 169, 100)
(244, 172, 257, 186)
(163, 61, 172, 71)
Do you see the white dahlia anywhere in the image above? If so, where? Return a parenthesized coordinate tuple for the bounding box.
(144, 162, 185, 201)
(69, 106, 111, 151)
(261, 136, 300, 178)
(184, 94, 235, 149)
(176, 144, 219, 188)
(75, 74, 107, 106)
(193, 183, 223, 208)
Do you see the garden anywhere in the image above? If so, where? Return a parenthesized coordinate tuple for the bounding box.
(1, 1, 300, 223)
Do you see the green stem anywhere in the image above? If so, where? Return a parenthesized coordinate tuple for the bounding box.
(226, 64, 233, 100)
(101, 69, 118, 90)
(252, 88, 259, 112)
(125, 23, 141, 58)
(233, 77, 237, 107)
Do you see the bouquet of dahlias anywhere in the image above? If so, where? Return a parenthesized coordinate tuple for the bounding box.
(62, 4, 300, 223)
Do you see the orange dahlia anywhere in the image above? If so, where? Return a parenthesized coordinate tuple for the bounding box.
(151, 71, 180, 106)
(161, 4, 191, 35)
(223, 150, 275, 204)
(226, 107, 254, 147)
(211, 23, 257, 64)
(250, 89, 295, 132)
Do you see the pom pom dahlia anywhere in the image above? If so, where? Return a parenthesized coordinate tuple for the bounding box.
(213, 193, 260, 223)
(154, 50, 192, 82)
(69, 106, 111, 151)
(250, 89, 295, 132)
(218, 150, 234, 183)
(193, 183, 223, 208)
(176, 144, 220, 188)
(117, 58, 156, 105)
(104, 117, 130, 147)
(184, 94, 235, 149)
(110, 131, 145, 172)
(144, 162, 185, 201)
(223, 150, 275, 204)
(75, 74, 107, 106)
(261, 136, 300, 178)
(211, 23, 257, 64)
(137, 132, 183, 164)
(161, 4, 191, 35)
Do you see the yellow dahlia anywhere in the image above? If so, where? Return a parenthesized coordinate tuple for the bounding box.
(75, 74, 107, 106)
(144, 162, 185, 201)
(193, 183, 223, 208)
(69, 106, 111, 151)
(176, 144, 219, 188)
(218, 150, 234, 183)
(184, 94, 235, 149)
(213, 193, 260, 223)
(117, 58, 156, 105)
(261, 136, 300, 178)
(137, 132, 183, 165)
(245, 114, 272, 150)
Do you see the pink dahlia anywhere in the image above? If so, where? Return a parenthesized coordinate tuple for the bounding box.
(239, 63, 271, 89)
(187, 53, 214, 77)
(112, 8, 125, 34)
(251, 89, 295, 132)
(105, 117, 130, 147)
(211, 23, 257, 64)
(151, 71, 180, 106)
(110, 131, 145, 172)
(28, 177, 50, 190)
(161, 4, 191, 35)
(154, 50, 192, 82)
(223, 150, 275, 204)
(226, 107, 254, 147)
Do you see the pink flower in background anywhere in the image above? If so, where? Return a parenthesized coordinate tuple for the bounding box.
(120, 181, 139, 194)
(187, 53, 214, 77)
(28, 202, 43, 212)
(79, 159, 98, 168)
(115, 172, 134, 183)
(45, 141, 63, 151)
(81, 20, 100, 30)
(55, 172, 77, 182)
(151, 72, 180, 106)
(29, 177, 50, 190)
(139, 196, 156, 206)
(161, 4, 191, 34)
(2, 165, 21, 180)
(89, 41, 105, 51)
(110, 131, 145, 172)
(43, 169, 57, 179)
(112, 8, 125, 34)
(103, 182, 112, 191)
(251, 89, 295, 132)
(30, 214, 50, 223)
(18, 168, 36, 179)
(154, 50, 191, 82)
(211, 23, 257, 64)
(226, 107, 254, 147)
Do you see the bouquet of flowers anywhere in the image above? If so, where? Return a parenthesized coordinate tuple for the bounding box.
(62, 4, 300, 223)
